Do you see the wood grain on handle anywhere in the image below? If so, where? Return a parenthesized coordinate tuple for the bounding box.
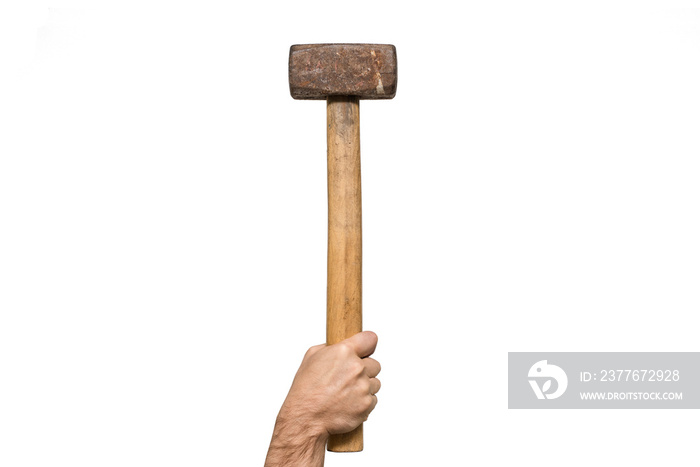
(326, 96, 363, 452)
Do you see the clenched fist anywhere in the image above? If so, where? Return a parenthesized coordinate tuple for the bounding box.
(265, 331, 382, 466)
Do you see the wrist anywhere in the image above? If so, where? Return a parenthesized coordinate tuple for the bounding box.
(265, 404, 328, 467)
(277, 401, 329, 442)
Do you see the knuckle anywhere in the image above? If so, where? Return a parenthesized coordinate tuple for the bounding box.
(336, 342, 353, 357)
(304, 344, 323, 358)
(352, 360, 365, 376)
(303, 347, 314, 359)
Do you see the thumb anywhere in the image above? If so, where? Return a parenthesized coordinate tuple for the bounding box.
(341, 331, 378, 358)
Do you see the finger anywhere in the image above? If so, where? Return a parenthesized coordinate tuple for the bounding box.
(362, 357, 381, 378)
(368, 394, 378, 415)
(342, 331, 378, 358)
(369, 377, 381, 395)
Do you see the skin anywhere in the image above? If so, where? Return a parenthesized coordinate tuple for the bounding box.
(264, 331, 382, 466)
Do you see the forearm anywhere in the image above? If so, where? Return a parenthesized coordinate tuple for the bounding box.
(264, 405, 329, 467)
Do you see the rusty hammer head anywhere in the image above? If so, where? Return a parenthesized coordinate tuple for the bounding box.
(289, 44, 397, 100)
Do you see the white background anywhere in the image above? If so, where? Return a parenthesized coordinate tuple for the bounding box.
(1, 2, 699, 466)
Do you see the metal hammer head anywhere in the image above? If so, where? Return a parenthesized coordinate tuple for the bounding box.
(289, 44, 397, 100)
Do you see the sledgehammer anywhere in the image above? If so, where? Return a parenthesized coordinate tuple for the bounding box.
(288, 43, 397, 452)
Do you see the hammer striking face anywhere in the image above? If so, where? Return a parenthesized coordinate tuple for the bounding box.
(289, 44, 397, 100)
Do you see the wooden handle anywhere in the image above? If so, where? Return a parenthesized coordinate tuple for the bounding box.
(325, 96, 363, 452)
